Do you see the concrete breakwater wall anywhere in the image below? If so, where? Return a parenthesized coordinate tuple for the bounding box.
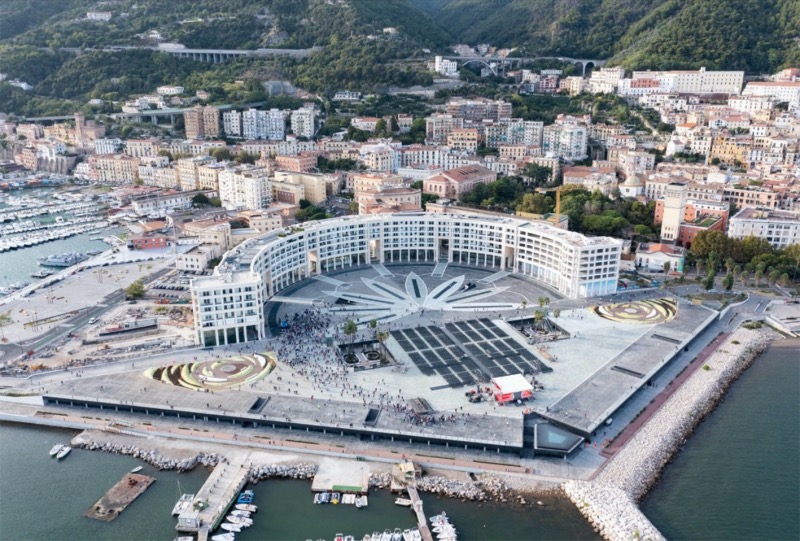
(73, 434, 319, 483)
(248, 463, 317, 484)
(72, 435, 221, 471)
(595, 327, 773, 500)
(562, 327, 773, 541)
(369, 472, 510, 501)
(563, 481, 665, 541)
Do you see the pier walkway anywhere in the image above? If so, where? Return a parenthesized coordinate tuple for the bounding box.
(177, 451, 250, 536)
(406, 483, 434, 541)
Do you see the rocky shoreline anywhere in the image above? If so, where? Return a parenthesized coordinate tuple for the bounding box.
(562, 327, 774, 541)
(369, 471, 514, 502)
(248, 462, 317, 483)
(72, 436, 223, 471)
(595, 327, 773, 500)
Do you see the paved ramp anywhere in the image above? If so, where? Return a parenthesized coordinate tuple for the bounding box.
(431, 262, 448, 277)
(372, 264, 393, 277)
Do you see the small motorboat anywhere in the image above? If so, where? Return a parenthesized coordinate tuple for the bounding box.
(225, 515, 252, 527)
(314, 493, 322, 504)
(410, 530, 422, 541)
(211, 534, 236, 541)
(391, 528, 403, 541)
(380, 530, 393, 541)
(394, 498, 413, 507)
(131, 466, 143, 473)
(402, 530, 413, 541)
(49, 444, 64, 457)
(235, 503, 257, 513)
(331, 492, 340, 505)
(355, 496, 364, 509)
(334, 534, 344, 541)
(220, 523, 241, 533)
(344, 536, 355, 541)
(370, 532, 381, 541)
(56, 446, 71, 460)
(229, 510, 250, 518)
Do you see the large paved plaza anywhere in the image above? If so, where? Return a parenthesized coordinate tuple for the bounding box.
(40, 263, 716, 456)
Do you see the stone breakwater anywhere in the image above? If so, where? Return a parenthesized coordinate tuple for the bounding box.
(563, 481, 665, 541)
(72, 436, 221, 471)
(562, 327, 773, 541)
(248, 463, 317, 484)
(595, 327, 773, 500)
(369, 472, 510, 501)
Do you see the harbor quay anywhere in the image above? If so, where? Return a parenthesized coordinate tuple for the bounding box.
(0, 255, 778, 541)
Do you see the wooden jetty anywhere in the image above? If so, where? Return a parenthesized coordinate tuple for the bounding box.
(406, 483, 434, 541)
(85, 473, 155, 521)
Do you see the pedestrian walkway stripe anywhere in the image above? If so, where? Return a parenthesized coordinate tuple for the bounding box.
(372, 264, 393, 277)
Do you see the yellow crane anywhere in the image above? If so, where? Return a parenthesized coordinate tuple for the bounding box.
(535, 185, 563, 228)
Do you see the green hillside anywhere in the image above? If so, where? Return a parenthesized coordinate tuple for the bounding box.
(411, 0, 800, 73)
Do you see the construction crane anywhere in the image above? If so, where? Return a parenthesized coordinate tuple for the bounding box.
(534, 185, 563, 228)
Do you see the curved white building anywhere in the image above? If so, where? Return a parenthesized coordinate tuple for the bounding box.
(191, 212, 622, 346)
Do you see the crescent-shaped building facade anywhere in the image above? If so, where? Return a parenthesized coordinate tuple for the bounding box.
(190, 212, 623, 347)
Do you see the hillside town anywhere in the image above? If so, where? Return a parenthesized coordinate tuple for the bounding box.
(3, 58, 799, 275)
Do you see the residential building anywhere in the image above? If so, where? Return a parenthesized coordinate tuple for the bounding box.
(87, 154, 139, 183)
(178, 244, 222, 273)
(357, 186, 422, 214)
(447, 128, 479, 151)
(423, 164, 497, 199)
(94, 138, 121, 155)
(434, 56, 459, 77)
(742, 81, 800, 108)
(125, 139, 159, 158)
(218, 164, 271, 210)
(242, 108, 285, 140)
(542, 116, 588, 161)
(562, 164, 618, 196)
(635, 243, 686, 273)
(631, 67, 744, 95)
(290, 107, 316, 139)
(190, 212, 622, 345)
(177, 156, 216, 191)
(425, 114, 463, 143)
(654, 197, 729, 247)
(223, 110, 242, 137)
(729, 207, 800, 249)
(275, 153, 317, 173)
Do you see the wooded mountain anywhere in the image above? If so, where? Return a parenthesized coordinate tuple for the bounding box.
(1, 0, 798, 117)
(411, 0, 800, 73)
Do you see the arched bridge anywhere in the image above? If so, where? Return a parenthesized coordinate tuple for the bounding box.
(440, 55, 607, 76)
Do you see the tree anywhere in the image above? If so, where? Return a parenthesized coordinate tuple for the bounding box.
(703, 275, 715, 291)
(553, 308, 561, 323)
(376, 330, 389, 361)
(192, 193, 210, 206)
(690, 230, 731, 260)
(723, 273, 734, 291)
(516, 193, 553, 214)
(663, 261, 671, 276)
(0, 311, 12, 341)
(368, 319, 377, 338)
(125, 278, 145, 300)
(343, 319, 357, 356)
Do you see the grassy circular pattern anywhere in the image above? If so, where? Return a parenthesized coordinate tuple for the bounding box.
(592, 298, 678, 325)
(144, 352, 276, 390)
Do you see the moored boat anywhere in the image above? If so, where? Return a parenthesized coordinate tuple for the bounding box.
(220, 523, 241, 533)
(225, 515, 253, 527)
(391, 528, 403, 541)
(131, 466, 143, 473)
(56, 446, 71, 459)
(211, 534, 235, 541)
(394, 498, 413, 507)
(331, 492, 340, 505)
(172, 493, 195, 516)
(235, 503, 257, 513)
(49, 444, 64, 457)
(229, 510, 250, 518)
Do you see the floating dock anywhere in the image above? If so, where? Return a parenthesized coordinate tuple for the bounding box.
(84, 473, 155, 521)
(176, 452, 250, 537)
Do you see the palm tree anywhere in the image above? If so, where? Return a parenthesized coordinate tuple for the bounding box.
(376, 330, 389, 361)
(533, 309, 546, 332)
(343, 319, 357, 356)
(0, 312, 11, 342)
